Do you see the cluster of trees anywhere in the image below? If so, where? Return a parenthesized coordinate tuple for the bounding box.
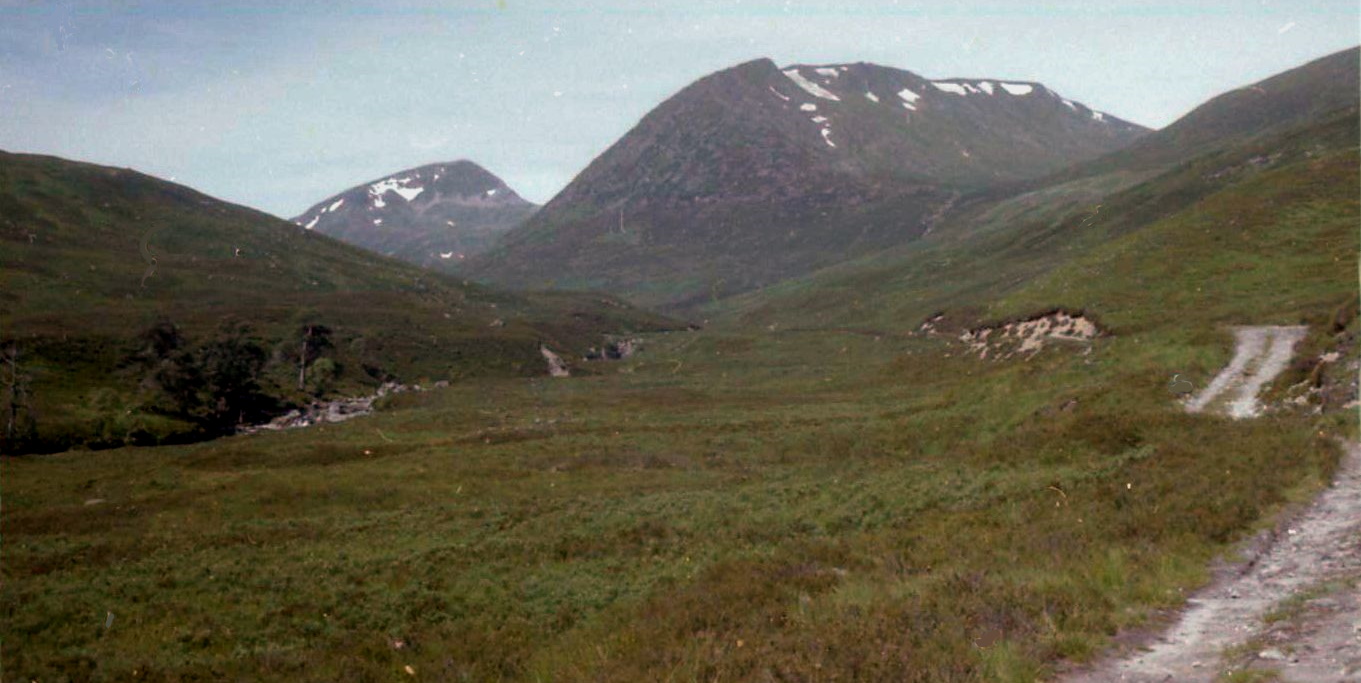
(0, 318, 346, 454)
(129, 320, 272, 433)
(129, 319, 336, 434)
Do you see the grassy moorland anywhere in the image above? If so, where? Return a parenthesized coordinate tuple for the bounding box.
(3, 312, 1351, 681)
(4, 60, 1358, 683)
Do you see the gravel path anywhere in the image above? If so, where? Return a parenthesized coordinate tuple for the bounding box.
(1061, 326, 1361, 682)
(1062, 442, 1361, 682)
(1273, 584, 1361, 681)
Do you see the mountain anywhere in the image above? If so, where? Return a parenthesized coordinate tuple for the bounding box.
(0, 151, 673, 454)
(719, 47, 1360, 334)
(467, 57, 1148, 308)
(292, 160, 537, 271)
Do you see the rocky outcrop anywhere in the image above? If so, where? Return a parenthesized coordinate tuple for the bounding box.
(959, 310, 1101, 359)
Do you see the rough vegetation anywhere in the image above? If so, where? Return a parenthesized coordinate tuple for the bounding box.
(2, 321, 1348, 681)
(2, 47, 1358, 683)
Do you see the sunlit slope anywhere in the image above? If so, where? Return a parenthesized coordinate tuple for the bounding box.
(719, 107, 1358, 335)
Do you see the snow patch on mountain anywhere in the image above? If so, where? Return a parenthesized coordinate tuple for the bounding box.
(978, 81, 995, 95)
(865, 91, 879, 102)
(815, 67, 839, 77)
(327, 198, 345, 212)
(768, 85, 791, 101)
(304, 215, 319, 230)
(800, 103, 818, 112)
(898, 88, 921, 104)
(820, 128, 836, 148)
(783, 69, 841, 101)
(369, 176, 425, 207)
(999, 82, 1034, 95)
(933, 82, 970, 96)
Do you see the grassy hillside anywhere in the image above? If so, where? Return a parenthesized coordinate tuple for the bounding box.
(718, 108, 1359, 334)
(0, 152, 674, 453)
(1045, 46, 1359, 186)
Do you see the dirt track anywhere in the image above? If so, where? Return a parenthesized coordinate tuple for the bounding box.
(1061, 326, 1361, 682)
(1185, 325, 1308, 418)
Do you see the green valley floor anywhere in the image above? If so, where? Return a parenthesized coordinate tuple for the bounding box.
(4, 318, 1354, 681)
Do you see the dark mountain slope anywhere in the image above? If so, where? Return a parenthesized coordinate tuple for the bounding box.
(468, 57, 1147, 309)
(292, 160, 536, 271)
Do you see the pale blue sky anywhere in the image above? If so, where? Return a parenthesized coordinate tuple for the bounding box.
(1, 1, 1356, 217)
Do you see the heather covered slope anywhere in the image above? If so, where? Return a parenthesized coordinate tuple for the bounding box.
(468, 57, 1147, 308)
(292, 160, 536, 272)
(0, 151, 673, 453)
